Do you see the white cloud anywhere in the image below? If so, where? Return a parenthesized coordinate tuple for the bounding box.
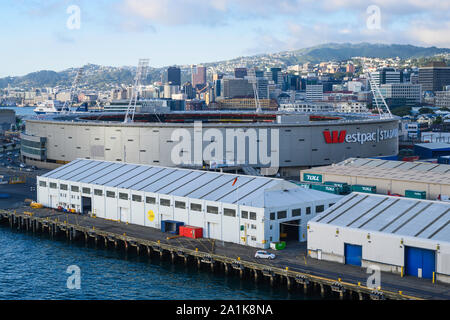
(116, 0, 450, 49)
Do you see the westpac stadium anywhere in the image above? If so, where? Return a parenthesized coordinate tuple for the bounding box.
(21, 111, 399, 176)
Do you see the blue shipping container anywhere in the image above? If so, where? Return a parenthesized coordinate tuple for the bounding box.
(161, 220, 184, 234)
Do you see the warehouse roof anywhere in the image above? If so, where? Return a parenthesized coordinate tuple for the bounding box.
(414, 142, 450, 150)
(310, 193, 450, 244)
(40, 159, 340, 207)
(302, 157, 450, 184)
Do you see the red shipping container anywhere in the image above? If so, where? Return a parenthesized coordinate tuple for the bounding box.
(179, 226, 203, 239)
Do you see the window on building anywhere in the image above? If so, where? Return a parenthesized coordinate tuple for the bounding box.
(146, 196, 156, 204)
(160, 199, 171, 207)
(241, 211, 249, 219)
(82, 187, 91, 194)
(329, 203, 335, 208)
(270, 212, 275, 220)
(132, 194, 142, 202)
(306, 207, 311, 215)
(49, 182, 57, 189)
(316, 205, 325, 213)
(277, 210, 287, 219)
(94, 189, 103, 196)
(71, 186, 79, 192)
(39, 181, 46, 187)
(119, 193, 128, 200)
(251, 224, 257, 229)
(251, 236, 256, 241)
(207, 206, 219, 214)
(60, 184, 68, 191)
(292, 208, 301, 217)
(250, 212, 257, 220)
(190, 203, 202, 212)
(175, 201, 186, 209)
(106, 191, 115, 198)
(224, 208, 236, 217)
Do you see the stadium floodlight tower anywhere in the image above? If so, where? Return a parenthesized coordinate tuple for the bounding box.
(249, 68, 262, 113)
(124, 58, 150, 123)
(61, 66, 84, 114)
(364, 63, 393, 119)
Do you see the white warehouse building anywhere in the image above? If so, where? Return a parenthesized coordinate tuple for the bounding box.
(307, 193, 450, 284)
(37, 159, 341, 248)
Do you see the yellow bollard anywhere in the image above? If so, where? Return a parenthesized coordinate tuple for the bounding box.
(433, 272, 435, 284)
(399, 291, 403, 295)
(285, 267, 289, 271)
(401, 266, 404, 277)
(237, 257, 240, 261)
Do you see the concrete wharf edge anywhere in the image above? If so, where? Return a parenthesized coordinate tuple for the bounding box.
(2, 207, 448, 301)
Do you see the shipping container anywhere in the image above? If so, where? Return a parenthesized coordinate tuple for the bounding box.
(311, 184, 343, 195)
(351, 184, 377, 194)
(405, 190, 426, 199)
(179, 225, 203, 239)
(324, 181, 351, 194)
(161, 220, 184, 234)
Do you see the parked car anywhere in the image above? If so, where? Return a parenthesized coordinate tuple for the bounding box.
(25, 168, 33, 172)
(19, 163, 26, 168)
(254, 250, 276, 260)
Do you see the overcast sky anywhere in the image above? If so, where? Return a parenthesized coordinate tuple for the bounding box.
(1, 0, 449, 77)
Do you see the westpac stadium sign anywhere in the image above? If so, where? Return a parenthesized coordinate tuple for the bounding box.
(324, 128, 398, 145)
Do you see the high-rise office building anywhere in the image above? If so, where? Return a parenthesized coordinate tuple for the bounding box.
(376, 83, 422, 107)
(418, 62, 450, 93)
(371, 68, 403, 86)
(221, 78, 254, 99)
(248, 68, 264, 79)
(234, 67, 248, 79)
(265, 67, 283, 85)
(306, 85, 324, 102)
(167, 66, 181, 86)
(182, 82, 195, 99)
(192, 65, 207, 88)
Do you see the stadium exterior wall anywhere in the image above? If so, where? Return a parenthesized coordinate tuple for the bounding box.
(23, 117, 399, 175)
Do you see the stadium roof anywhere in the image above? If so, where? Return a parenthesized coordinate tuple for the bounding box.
(41, 159, 340, 208)
(310, 193, 450, 244)
(302, 157, 450, 184)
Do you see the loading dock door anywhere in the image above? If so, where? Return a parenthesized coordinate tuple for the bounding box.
(280, 220, 300, 242)
(345, 243, 362, 267)
(81, 196, 92, 215)
(405, 246, 436, 279)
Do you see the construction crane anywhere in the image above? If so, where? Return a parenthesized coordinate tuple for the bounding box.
(124, 58, 150, 123)
(61, 66, 84, 114)
(363, 62, 393, 119)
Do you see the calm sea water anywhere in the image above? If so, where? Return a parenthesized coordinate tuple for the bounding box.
(0, 225, 312, 300)
(5, 106, 36, 117)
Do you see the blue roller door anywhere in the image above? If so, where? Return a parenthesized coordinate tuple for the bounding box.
(345, 243, 362, 267)
(405, 246, 436, 279)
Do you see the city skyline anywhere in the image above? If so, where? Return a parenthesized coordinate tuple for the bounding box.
(1, 0, 449, 77)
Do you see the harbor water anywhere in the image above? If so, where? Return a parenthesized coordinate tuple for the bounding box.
(0, 224, 315, 300)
